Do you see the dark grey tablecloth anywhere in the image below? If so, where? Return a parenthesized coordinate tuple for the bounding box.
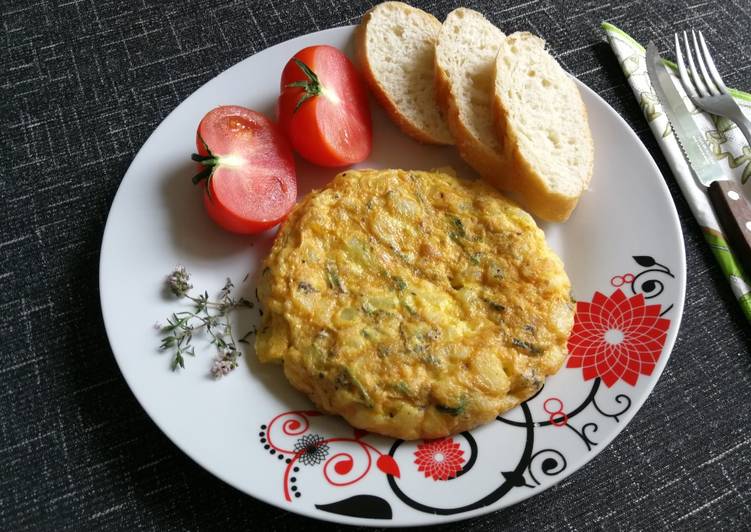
(2, 0, 751, 529)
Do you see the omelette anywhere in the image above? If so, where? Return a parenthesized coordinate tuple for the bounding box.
(255, 168, 574, 440)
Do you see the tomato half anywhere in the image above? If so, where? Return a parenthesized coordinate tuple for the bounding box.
(278, 45, 372, 167)
(192, 106, 297, 234)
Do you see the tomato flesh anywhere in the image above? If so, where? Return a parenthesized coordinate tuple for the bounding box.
(278, 45, 372, 167)
(195, 106, 297, 234)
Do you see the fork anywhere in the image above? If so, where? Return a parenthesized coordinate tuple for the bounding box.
(675, 30, 751, 146)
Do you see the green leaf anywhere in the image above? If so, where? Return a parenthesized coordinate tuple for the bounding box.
(286, 58, 323, 113)
(391, 276, 407, 291)
(191, 133, 218, 195)
(192, 166, 213, 186)
(436, 397, 467, 416)
(447, 214, 466, 239)
(292, 58, 319, 83)
(715, 115, 734, 133)
(336, 366, 372, 408)
(639, 92, 662, 122)
(621, 55, 640, 78)
(511, 338, 543, 355)
(325, 261, 346, 293)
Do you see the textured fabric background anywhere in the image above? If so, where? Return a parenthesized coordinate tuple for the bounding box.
(2, 0, 751, 530)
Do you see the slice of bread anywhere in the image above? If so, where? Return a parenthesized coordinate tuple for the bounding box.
(493, 32, 594, 221)
(357, 2, 453, 145)
(434, 8, 510, 189)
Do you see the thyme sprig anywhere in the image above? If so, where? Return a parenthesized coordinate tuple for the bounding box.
(159, 266, 254, 378)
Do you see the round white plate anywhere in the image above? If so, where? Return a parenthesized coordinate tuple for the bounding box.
(100, 25, 686, 527)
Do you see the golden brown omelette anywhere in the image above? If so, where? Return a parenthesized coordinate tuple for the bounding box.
(255, 168, 574, 440)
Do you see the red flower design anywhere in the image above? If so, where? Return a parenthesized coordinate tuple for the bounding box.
(414, 438, 465, 481)
(567, 289, 670, 387)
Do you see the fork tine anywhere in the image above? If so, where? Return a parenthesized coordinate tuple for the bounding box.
(683, 31, 709, 97)
(691, 30, 718, 95)
(698, 30, 728, 94)
(675, 33, 699, 100)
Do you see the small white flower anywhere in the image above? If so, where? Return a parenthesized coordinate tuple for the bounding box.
(167, 265, 192, 297)
(211, 359, 232, 379)
(210, 350, 238, 379)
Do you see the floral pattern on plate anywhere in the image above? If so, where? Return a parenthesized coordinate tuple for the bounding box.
(257, 256, 676, 520)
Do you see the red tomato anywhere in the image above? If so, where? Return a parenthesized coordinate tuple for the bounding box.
(278, 45, 372, 167)
(192, 106, 297, 234)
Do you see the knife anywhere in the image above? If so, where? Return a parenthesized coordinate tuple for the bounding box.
(646, 41, 751, 279)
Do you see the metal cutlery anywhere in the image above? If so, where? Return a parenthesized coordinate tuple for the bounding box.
(646, 42, 751, 277)
(674, 30, 751, 146)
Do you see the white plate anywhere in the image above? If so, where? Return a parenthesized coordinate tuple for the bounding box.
(100, 25, 686, 527)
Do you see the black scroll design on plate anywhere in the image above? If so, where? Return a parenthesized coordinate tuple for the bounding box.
(592, 392, 632, 422)
(496, 378, 601, 428)
(630, 255, 675, 316)
(315, 495, 393, 519)
(298, 256, 674, 518)
(565, 422, 599, 451)
(526, 449, 567, 486)
(496, 377, 632, 452)
(452, 431, 478, 480)
(385, 402, 534, 515)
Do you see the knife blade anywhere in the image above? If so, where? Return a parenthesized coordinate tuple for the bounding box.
(646, 41, 751, 281)
(645, 42, 723, 186)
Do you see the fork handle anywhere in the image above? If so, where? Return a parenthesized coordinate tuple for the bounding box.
(708, 180, 751, 277)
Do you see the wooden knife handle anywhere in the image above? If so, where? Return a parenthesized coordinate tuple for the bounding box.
(708, 180, 751, 277)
